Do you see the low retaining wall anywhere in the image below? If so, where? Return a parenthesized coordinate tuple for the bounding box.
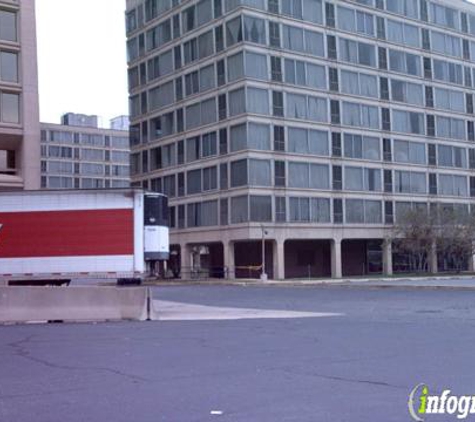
(0, 286, 149, 324)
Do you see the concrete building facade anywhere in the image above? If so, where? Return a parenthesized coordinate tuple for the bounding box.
(0, 0, 40, 190)
(126, 0, 475, 279)
(40, 114, 130, 190)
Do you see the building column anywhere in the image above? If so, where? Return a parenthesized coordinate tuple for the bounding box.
(429, 239, 438, 274)
(331, 239, 342, 279)
(383, 239, 393, 276)
(273, 239, 285, 280)
(223, 241, 235, 279)
(180, 244, 192, 279)
(468, 241, 475, 272)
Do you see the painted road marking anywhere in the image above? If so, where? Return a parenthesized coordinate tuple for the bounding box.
(154, 300, 344, 321)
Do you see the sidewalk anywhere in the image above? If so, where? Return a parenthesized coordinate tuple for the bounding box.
(143, 274, 475, 290)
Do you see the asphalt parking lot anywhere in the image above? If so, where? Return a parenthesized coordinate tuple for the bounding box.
(1, 284, 475, 421)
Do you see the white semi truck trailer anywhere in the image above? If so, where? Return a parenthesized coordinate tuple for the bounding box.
(0, 189, 169, 285)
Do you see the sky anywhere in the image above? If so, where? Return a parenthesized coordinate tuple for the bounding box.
(36, 0, 129, 127)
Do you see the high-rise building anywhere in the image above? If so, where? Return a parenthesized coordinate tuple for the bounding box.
(0, 0, 40, 190)
(126, 0, 475, 279)
(110, 115, 130, 131)
(40, 113, 130, 190)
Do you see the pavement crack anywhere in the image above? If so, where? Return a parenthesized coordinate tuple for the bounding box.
(275, 366, 406, 390)
(7, 335, 151, 383)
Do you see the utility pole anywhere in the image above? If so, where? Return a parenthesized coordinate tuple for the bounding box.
(260, 225, 268, 281)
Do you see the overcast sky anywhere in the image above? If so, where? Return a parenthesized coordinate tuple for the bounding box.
(36, 0, 128, 127)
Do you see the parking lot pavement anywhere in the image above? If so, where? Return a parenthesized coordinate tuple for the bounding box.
(1, 285, 475, 422)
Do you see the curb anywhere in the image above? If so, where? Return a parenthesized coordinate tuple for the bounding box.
(143, 275, 475, 290)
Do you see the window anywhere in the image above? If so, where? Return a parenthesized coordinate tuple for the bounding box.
(380, 77, 389, 100)
(389, 49, 421, 76)
(218, 94, 227, 120)
(393, 140, 426, 165)
(438, 145, 467, 168)
(427, 115, 435, 137)
(268, 0, 279, 14)
(390, 79, 424, 106)
(378, 47, 387, 70)
(383, 138, 391, 162)
(436, 116, 465, 140)
(344, 134, 380, 161)
(325, 3, 335, 27)
(215, 25, 224, 52)
(220, 162, 228, 190)
(429, 173, 437, 195)
(329, 67, 338, 92)
(0, 10, 16, 42)
(275, 197, 286, 222)
(340, 70, 378, 98)
(392, 110, 424, 135)
(425, 86, 434, 108)
(333, 198, 343, 223)
(350, 167, 381, 194)
(220, 198, 228, 226)
(395, 171, 427, 194)
(428, 144, 437, 165)
(250, 196, 272, 222)
(243, 16, 266, 44)
(271, 56, 282, 82)
(330, 100, 340, 124)
(345, 199, 382, 224)
(386, 20, 420, 48)
(327, 35, 337, 59)
(288, 162, 329, 189)
(0, 51, 18, 83)
(384, 169, 392, 192)
(1, 92, 19, 123)
(287, 127, 328, 155)
(231, 196, 248, 224)
(274, 161, 285, 187)
(219, 128, 228, 156)
(337, 6, 374, 37)
(269, 21, 280, 47)
(439, 175, 468, 197)
(226, 16, 242, 47)
(272, 91, 284, 117)
(231, 159, 248, 187)
(339, 38, 376, 67)
(385, 201, 394, 224)
(342, 102, 379, 129)
(332, 132, 342, 157)
(333, 165, 342, 190)
(274, 126, 285, 151)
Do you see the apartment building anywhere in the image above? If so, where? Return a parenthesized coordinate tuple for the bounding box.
(126, 0, 475, 279)
(0, 0, 40, 190)
(40, 113, 130, 190)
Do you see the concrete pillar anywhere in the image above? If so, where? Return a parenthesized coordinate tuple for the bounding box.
(429, 239, 438, 274)
(273, 240, 285, 280)
(223, 241, 235, 279)
(469, 242, 475, 272)
(383, 239, 393, 276)
(331, 239, 342, 279)
(180, 244, 192, 279)
(469, 255, 475, 272)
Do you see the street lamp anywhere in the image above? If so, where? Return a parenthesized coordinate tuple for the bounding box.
(260, 225, 268, 281)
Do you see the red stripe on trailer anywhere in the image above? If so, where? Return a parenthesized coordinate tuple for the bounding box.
(0, 209, 134, 258)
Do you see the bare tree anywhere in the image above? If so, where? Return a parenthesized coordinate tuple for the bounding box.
(391, 207, 436, 273)
(437, 207, 475, 273)
(392, 205, 475, 273)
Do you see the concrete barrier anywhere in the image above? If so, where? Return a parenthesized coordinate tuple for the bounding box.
(0, 286, 149, 324)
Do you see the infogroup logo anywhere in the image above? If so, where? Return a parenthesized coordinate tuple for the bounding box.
(409, 384, 475, 421)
